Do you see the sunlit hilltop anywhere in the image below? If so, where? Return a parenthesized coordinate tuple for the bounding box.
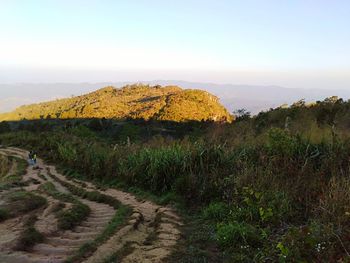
(0, 84, 233, 123)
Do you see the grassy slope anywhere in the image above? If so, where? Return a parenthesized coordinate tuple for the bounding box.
(1, 98, 350, 261)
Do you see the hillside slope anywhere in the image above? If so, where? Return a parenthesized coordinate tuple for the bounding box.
(0, 84, 233, 122)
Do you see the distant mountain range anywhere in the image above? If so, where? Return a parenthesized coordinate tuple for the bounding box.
(1, 81, 349, 114)
(0, 85, 232, 122)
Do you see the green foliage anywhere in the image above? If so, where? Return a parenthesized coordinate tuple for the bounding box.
(275, 222, 338, 262)
(5, 191, 47, 216)
(17, 227, 44, 250)
(0, 121, 11, 133)
(276, 242, 289, 260)
(216, 222, 261, 249)
(267, 128, 297, 155)
(0, 156, 28, 190)
(57, 142, 77, 163)
(117, 123, 141, 142)
(57, 202, 90, 230)
(237, 187, 293, 225)
(233, 108, 251, 122)
(69, 125, 96, 138)
(0, 154, 11, 178)
(202, 202, 229, 221)
(16, 215, 44, 251)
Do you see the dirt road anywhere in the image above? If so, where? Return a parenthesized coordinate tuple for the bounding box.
(0, 147, 183, 263)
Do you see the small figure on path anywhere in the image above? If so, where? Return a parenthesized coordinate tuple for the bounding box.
(33, 151, 37, 165)
(28, 150, 34, 165)
(28, 150, 38, 167)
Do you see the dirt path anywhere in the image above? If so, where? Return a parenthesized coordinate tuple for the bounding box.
(0, 148, 117, 263)
(0, 147, 183, 263)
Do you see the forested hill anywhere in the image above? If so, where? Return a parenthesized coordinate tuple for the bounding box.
(0, 84, 233, 122)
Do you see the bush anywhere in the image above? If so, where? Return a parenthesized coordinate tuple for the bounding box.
(277, 222, 339, 262)
(266, 128, 296, 155)
(16, 226, 44, 251)
(7, 191, 47, 215)
(202, 202, 229, 221)
(0, 121, 11, 133)
(16, 215, 44, 251)
(57, 202, 90, 230)
(216, 222, 261, 248)
(0, 208, 9, 221)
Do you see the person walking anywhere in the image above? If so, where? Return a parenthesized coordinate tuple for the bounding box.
(33, 151, 37, 165)
(28, 150, 34, 165)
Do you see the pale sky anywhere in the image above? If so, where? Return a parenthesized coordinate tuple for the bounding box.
(0, 0, 349, 89)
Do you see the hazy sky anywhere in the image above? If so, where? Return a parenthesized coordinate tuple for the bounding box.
(0, 0, 349, 88)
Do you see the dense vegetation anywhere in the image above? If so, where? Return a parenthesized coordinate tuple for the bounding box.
(1, 96, 350, 261)
(0, 84, 232, 123)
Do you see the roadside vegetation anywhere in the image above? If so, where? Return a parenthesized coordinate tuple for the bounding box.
(0, 155, 28, 190)
(15, 215, 44, 251)
(0, 154, 11, 177)
(0, 191, 47, 222)
(1, 96, 350, 261)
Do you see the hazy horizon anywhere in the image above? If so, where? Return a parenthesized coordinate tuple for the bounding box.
(1, 1, 350, 113)
(1, 68, 350, 90)
(1, 1, 349, 88)
(1, 80, 350, 115)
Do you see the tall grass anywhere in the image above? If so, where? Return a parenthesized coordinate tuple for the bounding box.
(2, 101, 350, 260)
(0, 154, 11, 178)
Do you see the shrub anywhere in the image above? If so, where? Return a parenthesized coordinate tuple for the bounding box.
(16, 226, 44, 251)
(202, 202, 229, 221)
(0, 121, 11, 133)
(266, 128, 296, 155)
(216, 222, 261, 249)
(277, 222, 338, 262)
(16, 215, 44, 251)
(0, 208, 9, 221)
(57, 202, 90, 230)
(7, 191, 47, 214)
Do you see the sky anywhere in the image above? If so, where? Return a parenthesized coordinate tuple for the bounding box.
(0, 0, 349, 89)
